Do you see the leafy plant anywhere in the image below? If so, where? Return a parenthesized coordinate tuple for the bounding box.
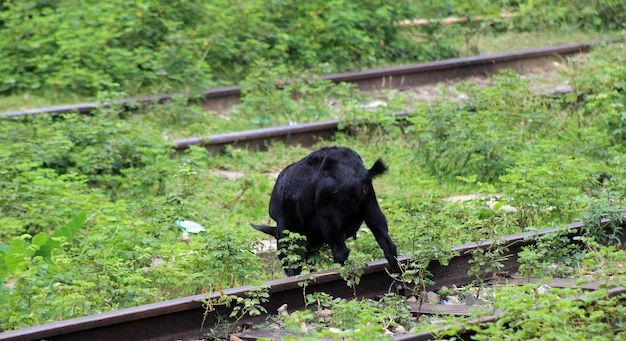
(0, 213, 86, 283)
(234, 62, 366, 127)
(339, 253, 368, 295)
(518, 231, 585, 278)
(413, 70, 541, 183)
(466, 284, 626, 340)
(580, 190, 626, 245)
(276, 230, 309, 275)
(282, 291, 415, 340)
(394, 227, 458, 297)
(202, 286, 270, 338)
(499, 150, 602, 229)
(514, 0, 626, 31)
(467, 240, 509, 290)
(0, 0, 214, 95)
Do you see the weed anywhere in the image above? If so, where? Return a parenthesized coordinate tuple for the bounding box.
(468, 240, 509, 292)
(201, 286, 270, 338)
(518, 232, 584, 278)
(468, 283, 626, 340)
(282, 291, 415, 340)
(339, 253, 367, 296)
(580, 191, 625, 245)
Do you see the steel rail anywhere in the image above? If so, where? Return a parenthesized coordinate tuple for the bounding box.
(2, 38, 620, 119)
(2, 218, 624, 341)
(171, 82, 576, 154)
(173, 119, 343, 154)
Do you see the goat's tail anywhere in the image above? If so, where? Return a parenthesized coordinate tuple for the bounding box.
(369, 159, 388, 178)
(250, 223, 276, 236)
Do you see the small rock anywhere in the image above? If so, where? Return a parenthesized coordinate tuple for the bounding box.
(328, 327, 342, 334)
(151, 257, 164, 267)
(5, 278, 17, 289)
(300, 322, 308, 334)
(446, 296, 461, 305)
(536, 284, 551, 295)
(181, 232, 191, 243)
(466, 293, 480, 306)
(230, 335, 244, 341)
(581, 275, 594, 281)
(406, 295, 417, 302)
(440, 286, 448, 292)
(213, 170, 245, 180)
(253, 239, 277, 254)
(395, 325, 406, 333)
(359, 100, 387, 109)
(277, 304, 289, 316)
(426, 291, 440, 304)
(317, 309, 332, 318)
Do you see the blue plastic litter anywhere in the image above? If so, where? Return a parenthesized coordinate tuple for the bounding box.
(175, 220, 207, 233)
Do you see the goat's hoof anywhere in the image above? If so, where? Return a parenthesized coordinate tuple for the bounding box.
(392, 280, 407, 295)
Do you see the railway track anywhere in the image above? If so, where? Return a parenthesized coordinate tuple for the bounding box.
(172, 80, 579, 154)
(1, 38, 620, 119)
(2, 39, 624, 340)
(2, 218, 624, 341)
(172, 79, 575, 154)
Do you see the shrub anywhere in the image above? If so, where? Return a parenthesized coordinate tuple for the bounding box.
(0, 0, 214, 95)
(0, 0, 452, 97)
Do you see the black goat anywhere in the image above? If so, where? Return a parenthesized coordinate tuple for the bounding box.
(251, 147, 402, 288)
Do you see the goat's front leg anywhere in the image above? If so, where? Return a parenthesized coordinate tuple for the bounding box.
(363, 197, 405, 293)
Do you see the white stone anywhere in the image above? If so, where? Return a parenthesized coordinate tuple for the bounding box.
(446, 296, 461, 304)
(536, 284, 551, 295)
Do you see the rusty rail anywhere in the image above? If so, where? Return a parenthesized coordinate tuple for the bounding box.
(2, 38, 620, 119)
(2, 218, 624, 341)
(171, 82, 577, 154)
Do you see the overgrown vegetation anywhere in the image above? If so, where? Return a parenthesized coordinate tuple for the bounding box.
(1, 41, 625, 334)
(458, 236, 626, 340)
(1, 0, 624, 102)
(0, 0, 438, 97)
(1, 0, 626, 337)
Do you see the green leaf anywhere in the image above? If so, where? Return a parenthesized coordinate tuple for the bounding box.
(0, 242, 8, 254)
(32, 232, 48, 248)
(0, 252, 7, 282)
(35, 212, 87, 262)
(5, 239, 31, 272)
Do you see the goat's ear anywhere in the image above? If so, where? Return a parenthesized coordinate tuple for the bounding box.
(368, 159, 388, 178)
(307, 154, 322, 165)
(320, 155, 338, 175)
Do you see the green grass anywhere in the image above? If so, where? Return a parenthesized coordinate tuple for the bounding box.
(458, 29, 622, 56)
(0, 90, 92, 113)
